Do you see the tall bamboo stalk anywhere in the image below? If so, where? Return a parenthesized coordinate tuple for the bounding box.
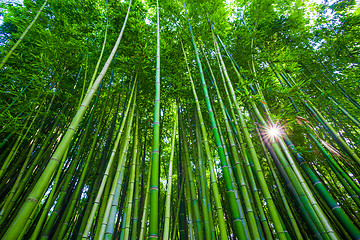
(163, 111, 177, 240)
(148, 0, 161, 238)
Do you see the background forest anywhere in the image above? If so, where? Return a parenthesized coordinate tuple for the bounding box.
(0, 0, 360, 239)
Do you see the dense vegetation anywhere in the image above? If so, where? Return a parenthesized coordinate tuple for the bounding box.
(0, 0, 359, 239)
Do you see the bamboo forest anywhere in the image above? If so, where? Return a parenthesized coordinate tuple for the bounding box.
(1, 0, 360, 239)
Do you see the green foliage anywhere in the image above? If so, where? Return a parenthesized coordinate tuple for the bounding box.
(0, 0, 360, 239)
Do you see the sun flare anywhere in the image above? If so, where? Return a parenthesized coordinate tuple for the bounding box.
(263, 123, 284, 142)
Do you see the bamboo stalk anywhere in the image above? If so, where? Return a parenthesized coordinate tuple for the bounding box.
(163, 111, 178, 240)
(148, 0, 161, 237)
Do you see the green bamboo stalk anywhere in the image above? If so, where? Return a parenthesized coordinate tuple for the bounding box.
(76, 153, 104, 240)
(119, 187, 130, 240)
(94, 143, 118, 240)
(162, 112, 177, 240)
(0, 139, 35, 223)
(130, 144, 142, 240)
(268, 155, 304, 239)
(170, 122, 187, 239)
(16, 201, 38, 240)
(215, 115, 251, 238)
(170, 171, 185, 239)
(122, 115, 139, 240)
(104, 134, 133, 240)
(139, 159, 151, 240)
(183, 156, 195, 240)
(194, 110, 213, 240)
(175, 116, 188, 240)
(179, 112, 203, 239)
(148, 0, 161, 237)
(0, 132, 14, 150)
